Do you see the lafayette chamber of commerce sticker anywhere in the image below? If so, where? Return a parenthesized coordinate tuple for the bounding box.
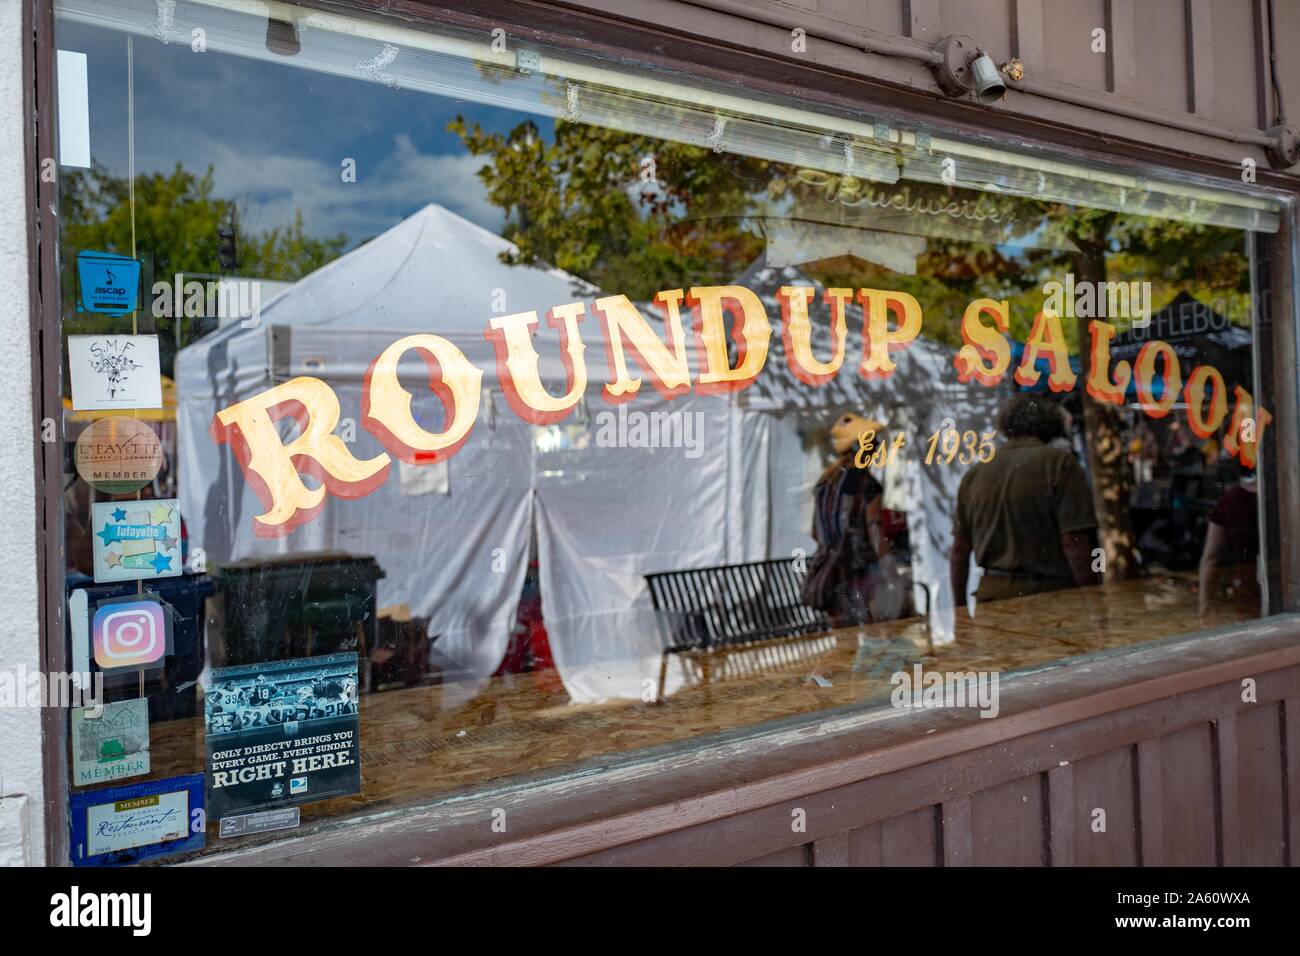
(74, 416, 163, 494)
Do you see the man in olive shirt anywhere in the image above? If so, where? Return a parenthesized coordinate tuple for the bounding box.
(950, 394, 1100, 611)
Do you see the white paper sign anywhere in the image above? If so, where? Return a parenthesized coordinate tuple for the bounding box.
(68, 335, 163, 410)
(399, 458, 449, 496)
(57, 50, 91, 168)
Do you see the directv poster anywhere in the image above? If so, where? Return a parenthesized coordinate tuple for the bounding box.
(203, 652, 361, 821)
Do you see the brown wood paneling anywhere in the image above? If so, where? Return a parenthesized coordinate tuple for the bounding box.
(1234, 703, 1286, 865)
(1136, 736, 1164, 865)
(840, 808, 942, 866)
(1070, 748, 1140, 866)
(1157, 724, 1219, 865)
(1282, 697, 1299, 865)
(1215, 713, 1240, 865)
(1012, 0, 1045, 66)
(939, 0, 1015, 66)
(941, 796, 973, 865)
(1207, 0, 1261, 128)
(880, 806, 941, 865)
(1132, 0, 1191, 111)
(207, 643, 1300, 866)
(862, 1, 907, 35)
(969, 775, 1047, 865)
(1107, 0, 1138, 96)
(738, 844, 812, 866)
(846, 822, 882, 864)
(1041, 0, 1108, 90)
(816, 0, 868, 29)
(1269, 216, 1300, 611)
(1046, 762, 1074, 866)
(400, 0, 1293, 171)
(1271, 0, 1300, 133)
(905, 0, 942, 43)
(32, 0, 68, 868)
(1186, 0, 1214, 116)
(812, 830, 850, 866)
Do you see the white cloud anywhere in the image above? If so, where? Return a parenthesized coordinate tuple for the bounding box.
(164, 132, 502, 248)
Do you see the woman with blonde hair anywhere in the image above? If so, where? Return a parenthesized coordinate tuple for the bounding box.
(801, 411, 891, 626)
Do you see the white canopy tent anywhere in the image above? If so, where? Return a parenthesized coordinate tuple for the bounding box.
(177, 203, 596, 687)
(535, 254, 1005, 705)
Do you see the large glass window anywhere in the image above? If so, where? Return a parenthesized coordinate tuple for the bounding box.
(52, 0, 1288, 862)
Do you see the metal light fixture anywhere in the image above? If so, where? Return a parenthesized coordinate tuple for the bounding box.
(969, 50, 1006, 104)
(933, 35, 1005, 105)
(265, 17, 300, 56)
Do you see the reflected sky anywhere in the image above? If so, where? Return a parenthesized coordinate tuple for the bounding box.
(56, 19, 515, 248)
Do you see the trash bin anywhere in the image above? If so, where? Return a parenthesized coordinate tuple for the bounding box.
(210, 552, 385, 666)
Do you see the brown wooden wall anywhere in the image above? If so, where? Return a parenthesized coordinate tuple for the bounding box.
(197, 624, 1300, 868)
(558, 663, 1300, 866)
(536, 0, 1300, 172)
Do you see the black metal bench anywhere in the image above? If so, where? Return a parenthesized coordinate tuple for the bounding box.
(644, 558, 835, 697)
(645, 557, 830, 653)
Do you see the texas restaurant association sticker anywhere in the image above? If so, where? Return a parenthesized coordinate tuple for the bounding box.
(74, 416, 163, 494)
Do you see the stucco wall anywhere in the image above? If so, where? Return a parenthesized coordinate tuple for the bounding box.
(0, 0, 45, 867)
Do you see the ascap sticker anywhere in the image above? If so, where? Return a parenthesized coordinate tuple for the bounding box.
(76, 250, 140, 315)
(74, 415, 163, 494)
(204, 652, 360, 821)
(69, 773, 204, 867)
(208, 285, 1272, 539)
(68, 334, 162, 410)
(90, 593, 174, 675)
(71, 698, 150, 786)
(90, 498, 181, 583)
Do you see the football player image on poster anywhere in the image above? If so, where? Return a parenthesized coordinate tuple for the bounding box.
(204, 652, 361, 821)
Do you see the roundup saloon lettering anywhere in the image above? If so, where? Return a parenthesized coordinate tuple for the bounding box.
(211, 285, 1270, 538)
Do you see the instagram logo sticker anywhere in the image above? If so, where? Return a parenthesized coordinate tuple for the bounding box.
(92, 597, 171, 673)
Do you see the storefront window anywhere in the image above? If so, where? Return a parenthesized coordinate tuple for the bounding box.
(52, 0, 1288, 862)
